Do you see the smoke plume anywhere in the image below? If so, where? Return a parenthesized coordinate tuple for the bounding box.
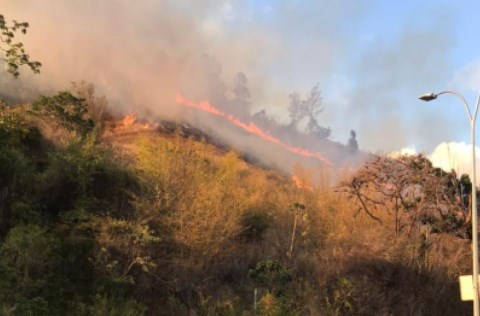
(0, 1, 461, 169)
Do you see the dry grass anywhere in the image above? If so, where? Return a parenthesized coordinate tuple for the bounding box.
(93, 122, 473, 314)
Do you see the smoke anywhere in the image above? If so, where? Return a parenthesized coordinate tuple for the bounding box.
(0, 1, 462, 169)
(429, 142, 475, 177)
(330, 12, 462, 152)
(451, 59, 480, 92)
(394, 142, 480, 180)
(1, 1, 271, 116)
(0, 1, 371, 112)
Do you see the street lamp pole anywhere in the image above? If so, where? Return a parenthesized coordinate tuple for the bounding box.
(419, 90, 480, 316)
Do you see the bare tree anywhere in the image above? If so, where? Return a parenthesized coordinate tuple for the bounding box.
(287, 84, 330, 138)
(339, 155, 468, 238)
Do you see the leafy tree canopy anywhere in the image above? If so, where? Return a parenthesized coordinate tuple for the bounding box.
(0, 14, 41, 78)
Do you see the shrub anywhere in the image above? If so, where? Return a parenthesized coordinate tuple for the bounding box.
(239, 210, 271, 243)
(249, 260, 292, 293)
(33, 92, 94, 136)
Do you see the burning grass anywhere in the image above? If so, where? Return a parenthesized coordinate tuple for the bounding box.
(0, 91, 472, 315)
(176, 94, 334, 166)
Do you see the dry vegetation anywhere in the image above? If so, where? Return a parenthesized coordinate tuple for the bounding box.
(0, 88, 474, 315)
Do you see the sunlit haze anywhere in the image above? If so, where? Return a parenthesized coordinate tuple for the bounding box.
(1, 0, 480, 163)
(2, 2, 480, 314)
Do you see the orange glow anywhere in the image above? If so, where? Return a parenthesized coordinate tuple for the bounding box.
(292, 175, 313, 191)
(116, 113, 154, 131)
(121, 113, 137, 127)
(176, 94, 333, 166)
(226, 115, 282, 145)
(285, 146, 332, 166)
(176, 94, 225, 117)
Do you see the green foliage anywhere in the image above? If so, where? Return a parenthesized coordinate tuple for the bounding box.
(0, 224, 58, 311)
(0, 108, 44, 234)
(1, 225, 56, 276)
(0, 100, 144, 314)
(0, 109, 27, 141)
(239, 210, 271, 242)
(33, 92, 95, 136)
(325, 278, 358, 316)
(0, 14, 42, 78)
(10, 297, 50, 316)
(39, 134, 136, 215)
(0, 92, 474, 315)
(460, 173, 472, 210)
(89, 295, 146, 316)
(0, 106, 43, 153)
(257, 293, 296, 316)
(91, 216, 160, 282)
(431, 212, 466, 236)
(460, 173, 472, 193)
(249, 260, 292, 292)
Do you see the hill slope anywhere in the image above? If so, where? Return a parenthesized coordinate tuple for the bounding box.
(0, 93, 472, 315)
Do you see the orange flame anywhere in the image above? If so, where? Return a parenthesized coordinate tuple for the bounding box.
(121, 113, 137, 127)
(175, 94, 333, 166)
(292, 175, 313, 191)
(226, 115, 283, 145)
(176, 94, 225, 116)
(142, 123, 152, 129)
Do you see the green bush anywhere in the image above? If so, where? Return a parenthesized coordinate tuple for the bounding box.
(325, 277, 358, 316)
(249, 260, 292, 293)
(33, 92, 94, 136)
(90, 295, 147, 316)
(239, 210, 271, 242)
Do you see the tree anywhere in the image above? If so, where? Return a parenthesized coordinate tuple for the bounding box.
(287, 92, 302, 128)
(347, 130, 358, 153)
(231, 72, 251, 111)
(33, 92, 94, 136)
(0, 14, 41, 78)
(459, 173, 472, 209)
(0, 225, 57, 299)
(287, 84, 330, 139)
(201, 54, 228, 107)
(303, 84, 323, 133)
(340, 155, 468, 238)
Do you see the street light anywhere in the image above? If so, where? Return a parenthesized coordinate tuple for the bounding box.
(419, 90, 480, 316)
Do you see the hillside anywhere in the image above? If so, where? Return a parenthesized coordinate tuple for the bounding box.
(0, 92, 474, 315)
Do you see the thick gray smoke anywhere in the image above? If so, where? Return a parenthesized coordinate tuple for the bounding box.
(0, 1, 459, 170)
(2, 1, 250, 119)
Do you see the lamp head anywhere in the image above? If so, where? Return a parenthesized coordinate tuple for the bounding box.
(418, 92, 438, 102)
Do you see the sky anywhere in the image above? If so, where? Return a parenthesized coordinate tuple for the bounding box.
(1, 0, 480, 174)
